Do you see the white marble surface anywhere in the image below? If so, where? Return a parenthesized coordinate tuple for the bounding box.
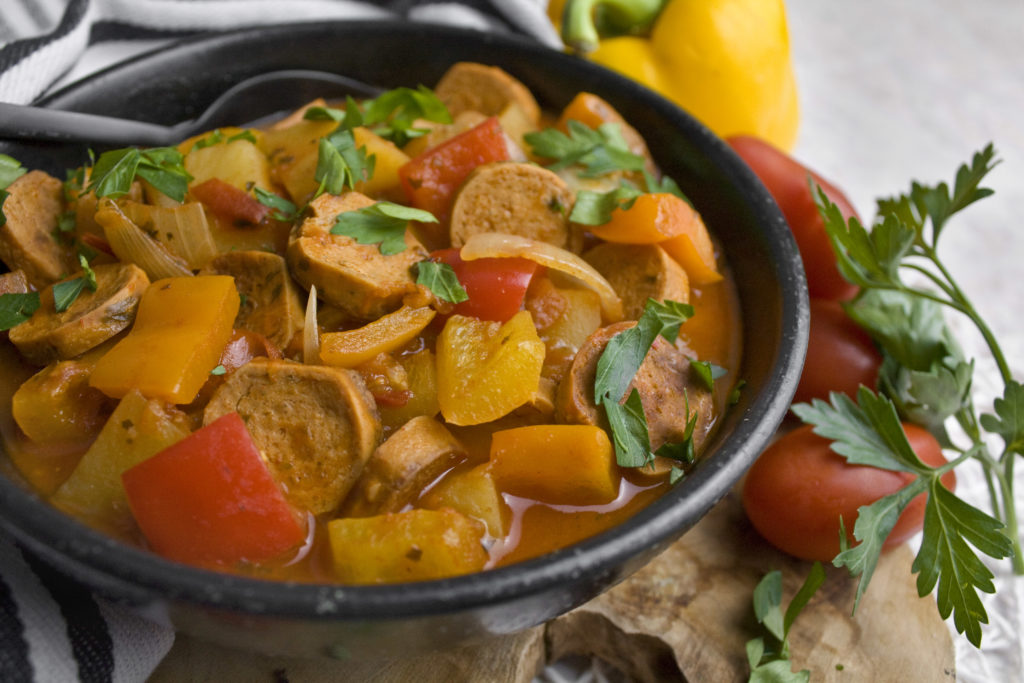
(47, 2, 1024, 679)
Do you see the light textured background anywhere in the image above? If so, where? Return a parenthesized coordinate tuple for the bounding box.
(41, 1, 1024, 679)
(787, 1, 1024, 680)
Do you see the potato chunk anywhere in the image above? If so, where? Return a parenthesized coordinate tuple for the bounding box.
(327, 508, 486, 584)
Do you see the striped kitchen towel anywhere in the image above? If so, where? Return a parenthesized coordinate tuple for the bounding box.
(0, 2, 558, 681)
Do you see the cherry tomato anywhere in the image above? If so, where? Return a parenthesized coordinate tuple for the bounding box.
(742, 423, 955, 562)
(793, 298, 882, 405)
(727, 135, 860, 301)
(431, 248, 539, 322)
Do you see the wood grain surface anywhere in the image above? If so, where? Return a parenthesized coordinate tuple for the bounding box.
(152, 489, 954, 682)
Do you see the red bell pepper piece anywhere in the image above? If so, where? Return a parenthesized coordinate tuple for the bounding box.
(190, 177, 269, 227)
(122, 412, 304, 567)
(432, 248, 539, 323)
(398, 116, 510, 225)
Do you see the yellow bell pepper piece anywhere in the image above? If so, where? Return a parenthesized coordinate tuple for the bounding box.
(90, 276, 240, 404)
(560, 0, 799, 150)
(50, 389, 191, 538)
(327, 508, 487, 584)
(436, 311, 545, 426)
(320, 305, 435, 368)
(490, 424, 620, 506)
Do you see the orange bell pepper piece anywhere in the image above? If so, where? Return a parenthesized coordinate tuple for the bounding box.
(588, 193, 723, 285)
(90, 275, 240, 404)
(490, 424, 620, 506)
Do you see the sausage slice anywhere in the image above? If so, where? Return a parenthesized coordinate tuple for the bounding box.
(583, 243, 690, 320)
(203, 358, 381, 515)
(450, 162, 574, 249)
(555, 322, 714, 468)
(201, 250, 304, 351)
(434, 62, 540, 127)
(341, 415, 467, 517)
(0, 171, 76, 289)
(9, 263, 149, 365)
(286, 192, 428, 320)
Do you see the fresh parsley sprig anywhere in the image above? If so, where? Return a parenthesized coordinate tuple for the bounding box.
(0, 291, 40, 330)
(86, 147, 191, 202)
(0, 154, 28, 227)
(594, 298, 694, 468)
(570, 170, 690, 226)
(415, 260, 468, 304)
(747, 563, 825, 682)
(53, 254, 99, 313)
(330, 201, 437, 255)
(314, 128, 375, 197)
(798, 143, 1022, 647)
(525, 120, 646, 178)
(304, 86, 451, 148)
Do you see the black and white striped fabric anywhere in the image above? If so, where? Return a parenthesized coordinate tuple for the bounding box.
(0, 2, 557, 681)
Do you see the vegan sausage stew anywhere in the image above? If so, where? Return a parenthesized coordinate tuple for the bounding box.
(0, 63, 741, 584)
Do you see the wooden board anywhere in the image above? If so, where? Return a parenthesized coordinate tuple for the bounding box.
(152, 490, 954, 682)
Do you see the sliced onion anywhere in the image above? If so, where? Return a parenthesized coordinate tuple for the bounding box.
(303, 284, 320, 364)
(95, 198, 193, 280)
(122, 201, 217, 269)
(460, 232, 623, 322)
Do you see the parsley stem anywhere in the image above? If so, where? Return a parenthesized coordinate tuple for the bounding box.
(923, 247, 1013, 383)
(998, 457, 1024, 574)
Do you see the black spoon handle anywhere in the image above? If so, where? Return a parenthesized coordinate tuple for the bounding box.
(0, 102, 174, 147)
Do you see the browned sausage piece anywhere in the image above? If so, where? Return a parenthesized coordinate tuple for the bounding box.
(286, 192, 428, 321)
(450, 162, 574, 249)
(583, 243, 690, 320)
(9, 263, 150, 365)
(0, 269, 29, 295)
(434, 62, 541, 127)
(203, 358, 381, 515)
(341, 415, 467, 517)
(201, 250, 304, 351)
(555, 322, 714, 469)
(0, 171, 76, 289)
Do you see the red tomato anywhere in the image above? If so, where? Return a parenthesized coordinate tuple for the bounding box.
(190, 177, 269, 226)
(398, 117, 510, 226)
(727, 135, 860, 301)
(122, 412, 305, 566)
(742, 423, 955, 562)
(793, 298, 882, 405)
(432, 248, 539, 322)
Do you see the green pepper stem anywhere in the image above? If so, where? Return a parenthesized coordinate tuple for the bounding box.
(561, 0, 669, 53)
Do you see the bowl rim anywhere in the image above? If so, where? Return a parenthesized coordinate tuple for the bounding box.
(0, 19, 808, 621)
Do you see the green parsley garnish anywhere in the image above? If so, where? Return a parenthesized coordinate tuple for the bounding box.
(314, 128, 375, 197)
(594, 298, 694, 468)
(416, 260, 468, 304)
(253, 187, 299, 222)
(86, 147, 191, 202)
(747, 563, 824, 682)
(330, 201, 437, 255)
(305, 86, 451, 148)
(0, 154, 28, 227)
(53, 254, 99, 313)
(792, 143, 1021, 648)
(569, 184, 643, 226)
(690, 359, 727, 392)
(0, 291, 40, 330)
(525, 120, 646, 178)
(210, 365, 227, 376)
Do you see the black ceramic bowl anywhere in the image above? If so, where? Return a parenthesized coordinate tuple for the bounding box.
(0, 21, 807, 658)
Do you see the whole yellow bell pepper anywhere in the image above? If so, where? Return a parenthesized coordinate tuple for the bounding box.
(555, 0, 800, 150)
